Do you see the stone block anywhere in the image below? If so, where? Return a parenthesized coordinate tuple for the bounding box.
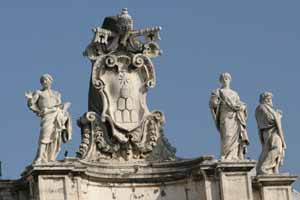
(217, 161, 256, 200)
(254, 175, 297, 200)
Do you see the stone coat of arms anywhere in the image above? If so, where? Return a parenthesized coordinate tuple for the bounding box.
(77, 9, 176, 161)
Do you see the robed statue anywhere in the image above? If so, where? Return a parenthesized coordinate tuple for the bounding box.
(255, 92, 286, 175)
(209, 72, 249, 161)
(26, 74, 72, 163)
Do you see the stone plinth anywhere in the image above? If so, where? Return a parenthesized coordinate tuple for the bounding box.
(217, 161, 256, 200)
(20, 156, 215, 200)
(0, 158, 298, 200)
(188, 160, 256, 200)
(253, 175, 297, 200)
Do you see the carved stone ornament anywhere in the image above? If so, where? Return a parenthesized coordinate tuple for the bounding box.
(77, 9, 176, 162)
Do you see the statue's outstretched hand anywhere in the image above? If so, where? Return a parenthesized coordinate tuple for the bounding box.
(283, 142, 287, 150)
(25, 91, 33, 99)
(63, 102, 71, 111)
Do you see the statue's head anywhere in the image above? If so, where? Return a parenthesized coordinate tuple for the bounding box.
(116, 8, 133, 34)
(259, 91, 273, 106)
(40, 74, 53, 89)
(219, 72, 232, 87)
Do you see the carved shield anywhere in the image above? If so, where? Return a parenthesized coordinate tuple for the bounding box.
(91, 54, 156, 132)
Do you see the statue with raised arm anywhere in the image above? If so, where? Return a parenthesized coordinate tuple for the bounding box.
(255, 92, 286, 175)
(209, 72, 249, 161)
(26, 74, 72, 163)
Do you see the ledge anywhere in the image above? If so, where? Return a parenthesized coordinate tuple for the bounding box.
(21, 156, 216, 183)
(253, 174, 297, 186)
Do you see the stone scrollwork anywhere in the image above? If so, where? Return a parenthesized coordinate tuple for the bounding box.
(105, 55, 118, 68)
(76, 112, 94, 159)
(132, 54, 145, 68)
(132, 54, 156, 88)
(77, 9, 176, 162)
(134, 111, 165, 154)
(77, 110, 171, 161)
(93, 79, 105, 91)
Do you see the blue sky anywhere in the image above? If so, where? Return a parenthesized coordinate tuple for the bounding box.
(0, 0, 299, 186)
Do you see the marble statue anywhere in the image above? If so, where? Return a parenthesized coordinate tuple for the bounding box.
(209, 72, 249, 161)
(26, 74, 72, 163)
(77, 8, 176, 161)
(255, 92, 286, 175)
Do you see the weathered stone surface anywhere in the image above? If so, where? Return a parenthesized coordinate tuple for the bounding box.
(22, 157, 215, 200)
(0, 180, 29, 200)
(293, 191, 300, 200)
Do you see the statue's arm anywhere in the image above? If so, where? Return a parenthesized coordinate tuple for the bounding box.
(209, 90, 220, 129)
(255, 108, 265, 145)
(219, 90, 244, 112)
(233, 93, 247, 112)
(273, 110, 287, 149)
(27, 91, 41, 116)
(56, 92, 62, 105)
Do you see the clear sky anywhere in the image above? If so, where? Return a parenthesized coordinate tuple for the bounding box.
(0, 0, 299, 186)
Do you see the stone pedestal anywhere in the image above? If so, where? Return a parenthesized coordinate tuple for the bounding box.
(217, 161, 256, 200)
(191, 160, 256, 200)
(254, 175, 297, 200)
(1, 158, 298, 200)
(20, 156, 215, 200)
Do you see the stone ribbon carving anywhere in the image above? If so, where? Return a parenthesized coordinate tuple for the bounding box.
(77, 9, 176, 161)
(26, 74, 72, 163)
(255, 92, 286, 175)
(209, 72, 249, 161)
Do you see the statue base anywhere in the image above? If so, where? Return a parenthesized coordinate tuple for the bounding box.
(216, 161, 256, 200)
(21, 157, 215, 200)
(0, 159, 298, 200)
(253, 174, 297, 200)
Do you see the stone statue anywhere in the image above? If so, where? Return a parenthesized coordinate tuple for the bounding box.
(77, 9, 176, 161)
(255, 92, 286, 175)
(209, 72, 249, 161)
(26, 74, 72, 163)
